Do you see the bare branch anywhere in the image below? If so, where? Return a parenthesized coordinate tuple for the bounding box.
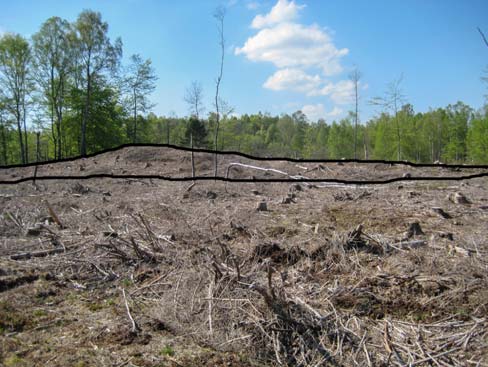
(478, 27, 488, 48)
(213, 5, 226, 176)
(184, 81, 204, 119)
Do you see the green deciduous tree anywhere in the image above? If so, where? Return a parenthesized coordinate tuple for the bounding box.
(123, 54, 157, 143)
(444, 102, 472, 162)
(0, 33, 32, 163)
(0, 97, 10, 164)
(73, 10, 122, 156)
(185, 117, 207, 148)
(467, 107, 488, 163)
(327, 117, 354, 159)
(32, 16, 74, 160)
(370, 75, 406, 160)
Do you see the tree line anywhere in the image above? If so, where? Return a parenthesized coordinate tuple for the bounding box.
(1, 10, 487, 166)
(0, 10, 156, 165)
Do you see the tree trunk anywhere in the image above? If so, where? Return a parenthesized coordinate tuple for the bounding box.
(56, 114, 62, 160)
(55, 74, 64, 160)
(395, 109, 401, 161)
(16, 102, 26, 164)
(214, 94, 220, 177)
(133, 91, 137, 143)
(166, 120, 170, 145)
(23, 105, 28, 163)
(0, 124, 7, 165)
(354, 80, 358, 160)
(81, 64, 91, 157)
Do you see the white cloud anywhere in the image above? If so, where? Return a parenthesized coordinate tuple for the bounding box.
(235, 22, 348, 76)
(264, 69, 354, 105)
(263, 68, 321, 92)
(327, 106, 343, 117)
(236, 0, 356, 108)
(251, 0, 304, 29)
(310, 79, 355, 104)
(246, 1, 260, 10)
(302, 103, 343, 121)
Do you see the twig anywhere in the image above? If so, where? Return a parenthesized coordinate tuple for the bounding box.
(208, 275, 214, 336)
(478, 27, 488, 48)
(225, 162, 310, 183)
(115, 357, 134, 367)
(186, 182, 196, 192)
(218, 334, 252, 347)
(409, 347, 463, 366)
(121, 287, 139, 333)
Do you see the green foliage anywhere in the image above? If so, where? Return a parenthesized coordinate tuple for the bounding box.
(185, 117, 207, 148)
(4, 354, 26, 367)
(31, 16, 73, 160)
(327, 118, 354, 159)
(160, 345, 175, 357)
(0, 10, 486, 166)
(0, 33, 32, 164)
(467, 109, 488, 163)
(73, 9, 123, 156)
(123, 54, 157, 143)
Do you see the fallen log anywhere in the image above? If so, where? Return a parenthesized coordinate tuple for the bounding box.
(10, 247, 65, 261)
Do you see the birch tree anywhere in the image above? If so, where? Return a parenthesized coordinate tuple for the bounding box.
(0, 33, 32, 163)
(184, 80, 204, 119)
(370, 75, 406, 161)
(213, 6, 226, 176)
(124, 54, 157, 143)
(349, 68, 362, 159)
(73, 10, 122, 156)
(32, 17, 73, 160)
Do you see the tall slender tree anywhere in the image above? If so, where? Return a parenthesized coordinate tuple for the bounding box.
(213, 6, 226, 176)
(0, 33, 32, 163)
(349, 67, 362, 159)
(0, 97, 9, 164)
(479, 28, 488, 99)
(32, 17, 73, 160)
(73, 10, 122, 156)
(478, 27, 488, 48)
(123, 54, 157, 143)
(184, 81, 204, 119)
(370, 75, 406, 160)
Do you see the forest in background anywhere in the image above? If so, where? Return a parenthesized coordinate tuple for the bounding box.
(1, 10, 487, 166)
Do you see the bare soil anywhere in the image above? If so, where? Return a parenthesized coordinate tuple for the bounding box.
(0, 146, 487, 366)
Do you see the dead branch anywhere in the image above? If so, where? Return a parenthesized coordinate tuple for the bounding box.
(225, 162, 310, 182)
(10, 247, 65, 260)
(121, 287, 139, 333)
(478, 27, 488, 48)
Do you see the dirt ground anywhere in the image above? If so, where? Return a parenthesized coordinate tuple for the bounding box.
(0, 146, 487, 366)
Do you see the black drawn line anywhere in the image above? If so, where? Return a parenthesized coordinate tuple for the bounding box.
(1, 172, 487, 186)
(0, 143, 487, 170)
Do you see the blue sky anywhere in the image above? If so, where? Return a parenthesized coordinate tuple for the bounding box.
(1, 0, 487, 122)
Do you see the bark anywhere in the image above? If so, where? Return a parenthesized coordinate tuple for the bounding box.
(81, 62, 91, 157)
(133, 91, 137, 143)
(213, 9, 225, 177)
(15, 100, 26, 164)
